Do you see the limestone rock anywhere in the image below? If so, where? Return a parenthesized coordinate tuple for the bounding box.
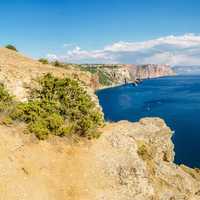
(0, 118, 199, 199)
(127, 64, 175, 80)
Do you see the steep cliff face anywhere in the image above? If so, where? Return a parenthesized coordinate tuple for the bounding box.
(127, 64, 175, 80)
(81, 64, 175, 88)
(99, 66, 132, 85)
(96, 119, 200, 200)
(0, 118, 199, 200)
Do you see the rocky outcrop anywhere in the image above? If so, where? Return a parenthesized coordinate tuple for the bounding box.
(91, 118, 200, 199)
(126, 64, 175, 80)
(100, 66, 132, 85)
(84, 64, 175, 88)
(0, 118, 199, 200)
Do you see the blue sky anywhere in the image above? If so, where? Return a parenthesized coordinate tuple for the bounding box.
(1, 0, 200, 64)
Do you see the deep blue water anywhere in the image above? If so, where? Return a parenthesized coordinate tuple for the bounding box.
(96, 75, 200, 168)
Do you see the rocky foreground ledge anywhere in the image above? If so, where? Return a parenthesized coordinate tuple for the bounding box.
(0, 118, 199, 200)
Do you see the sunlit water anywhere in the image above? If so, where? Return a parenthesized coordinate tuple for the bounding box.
(96, 75, 200, 168)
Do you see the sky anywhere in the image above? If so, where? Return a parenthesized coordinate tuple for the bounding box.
(1, 0, 200, 65)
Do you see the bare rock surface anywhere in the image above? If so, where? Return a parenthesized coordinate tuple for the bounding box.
(126, 64, 175, 80)
(0, 118, 199, 200)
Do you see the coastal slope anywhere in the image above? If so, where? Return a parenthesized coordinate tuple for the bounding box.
(0, 48, 199, 200)
(0, 48, 100, 101)
(0, 118, 199, 200)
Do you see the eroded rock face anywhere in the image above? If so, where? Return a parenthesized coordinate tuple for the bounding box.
(0, 118, 199, 200)
(102, 67, 133, 84)
(91, 118, 200, 200)
(79, 64, 175, 88)
(127, 64, 175, 80)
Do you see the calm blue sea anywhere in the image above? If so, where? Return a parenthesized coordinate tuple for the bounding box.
(96, 75, 200, 168)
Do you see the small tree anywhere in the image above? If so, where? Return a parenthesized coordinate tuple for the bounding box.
(5, 44, 18, 52)
(53, 60, 61, 67)
(38, 58, 49, 64)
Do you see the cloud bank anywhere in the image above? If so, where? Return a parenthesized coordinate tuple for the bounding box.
(47, 34, 200, 65)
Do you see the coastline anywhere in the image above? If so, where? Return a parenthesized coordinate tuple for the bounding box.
(97, 82, 132, 91)
(96, 74, 176, 91)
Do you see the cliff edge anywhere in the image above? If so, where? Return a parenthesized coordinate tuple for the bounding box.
(127, 64, 175, 80)
(77, 64, 175, 88)
(0, 118, 199, 200)
(0, 48, 199, 200)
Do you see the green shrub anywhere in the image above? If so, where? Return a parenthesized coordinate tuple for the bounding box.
(37, 60, 113, 87)
(98, 71, 111, 86)
(0, 85, 14, 126)
(83, 67, 98, 74)
(52, 60, 62, 67)
(0, 84, 13, 112)
(5, 44, 18, 52)
(10, 73, 104, 139)
(57, 124, 74, 136)
(1, 116, 13, 126)
(28, 119, 49, 140)
(79, 66, 112, 86)
(0, 84, 12, 102)
(47, 113, 64, 131)
(38, 58, 49, 64)
(137, 142, 153, 161)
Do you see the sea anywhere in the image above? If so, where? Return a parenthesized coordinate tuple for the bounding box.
(97, 75, 200, 168)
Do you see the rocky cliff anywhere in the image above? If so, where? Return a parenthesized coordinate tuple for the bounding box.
(126, 64, 175, 80)
(0, 48, 199, 200)
(79, 64, 175, 88)
(0, 118, 199, 200)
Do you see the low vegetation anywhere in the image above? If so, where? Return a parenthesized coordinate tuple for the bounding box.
(38, 58, 49, 64)
(38, 58, 71, 69)
(38, 59, 117, 86)
(0, 74, 104, 140)
(38, 58, 121, 86)
(0, 84, 13, 112)
(98, 70, 112, 85)
(5, 44, 18, 52)
(137, 142, 153, 161)
(52, 60, 62, 67)
(48, 62, 114, 86)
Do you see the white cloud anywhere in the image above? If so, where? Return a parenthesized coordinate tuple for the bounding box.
(104, 34, 200, 52)
(47, 54, 58, 61)
(47, 34, 200, 65)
